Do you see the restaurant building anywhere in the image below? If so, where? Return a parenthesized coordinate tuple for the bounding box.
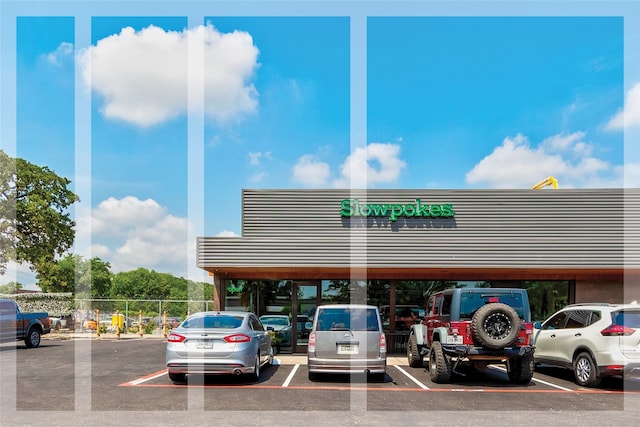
(197, 188, 640, 353)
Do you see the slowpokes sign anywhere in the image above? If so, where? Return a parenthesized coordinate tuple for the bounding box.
(340, 198, 455, 222)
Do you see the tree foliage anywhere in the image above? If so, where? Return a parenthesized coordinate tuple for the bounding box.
(0, 149, 79, 275)
(0, 281, 23, 294)
(36, 254, 112, 298)
(0, 151, 16, 274)
(111, 267, 192, 300)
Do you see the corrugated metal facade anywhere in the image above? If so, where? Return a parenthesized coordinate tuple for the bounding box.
(198, 188, 639, 275)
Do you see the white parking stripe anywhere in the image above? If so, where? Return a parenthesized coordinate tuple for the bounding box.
(282, 363, 300, 387)
(394, 365, 430, 390)
(489, 366, 573, 391)
(126, 370, 169, 386)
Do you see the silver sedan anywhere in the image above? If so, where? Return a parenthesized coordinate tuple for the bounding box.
(166, 311, 273, 383)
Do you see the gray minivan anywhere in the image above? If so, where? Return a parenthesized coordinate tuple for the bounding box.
(307, 304, 387, 381)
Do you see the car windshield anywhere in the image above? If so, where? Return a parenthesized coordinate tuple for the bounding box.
(182, 315, 244, 329)
(459, 293, 526, 320)
(612, 310, 640, 328)
(316, 308, 380, 332)
(261, 317, 289, 325)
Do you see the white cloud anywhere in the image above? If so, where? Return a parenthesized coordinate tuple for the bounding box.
(332, 143, 406, 188)
(250, 172, 267, 183)
(607, 83, 640, 130)
(216, 230, 239, 237)
(78, 24, 259, 127)
(79, 196, 193, 278)
(45, 42, 73, 66)
(83, 196, 165, 237)
(625, 163, 640, 187)
(248, 151, 272, 166)
(465, 132, 625, 189)
(292, 154, 331, 187)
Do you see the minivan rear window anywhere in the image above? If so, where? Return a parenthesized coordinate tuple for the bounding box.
(316, 308, 380, 332)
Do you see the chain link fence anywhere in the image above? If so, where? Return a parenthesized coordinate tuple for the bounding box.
(71, 299, 214, 333)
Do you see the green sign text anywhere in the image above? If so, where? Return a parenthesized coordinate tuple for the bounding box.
(340, 198, 455, 222)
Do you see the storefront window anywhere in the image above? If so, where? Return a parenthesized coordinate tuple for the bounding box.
(224, 279, 292, 316)
(224, 278, 570, 332)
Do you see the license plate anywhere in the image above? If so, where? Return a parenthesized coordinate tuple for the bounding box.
(445, 335, 463, 345)
(196, 340, 213, 349)
(337, 344, 358, 354)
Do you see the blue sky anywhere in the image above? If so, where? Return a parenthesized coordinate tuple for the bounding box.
(1, 2, 639, 288)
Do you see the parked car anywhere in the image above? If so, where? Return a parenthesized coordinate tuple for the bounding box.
(307, 304, 387, 381)
(162, 317, 182, 329)
(259, 315, 290, 331)
(259, 314, 292, 347)
(532, 303, 640, 387)
(166, 311, 273, 383)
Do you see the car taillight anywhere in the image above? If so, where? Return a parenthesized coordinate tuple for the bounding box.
(224, 334, 251, 343)
(523, 322, 534, 335)
(167, 333, 186, 343)
(308, 332, 316, 353)
(380, 333, 387, 353)
(601, 325, 636, 336)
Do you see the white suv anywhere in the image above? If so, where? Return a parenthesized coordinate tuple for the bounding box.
(532, 303, 640, 387)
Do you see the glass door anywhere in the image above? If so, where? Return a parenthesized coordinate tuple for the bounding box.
(292, 281, 319, 353)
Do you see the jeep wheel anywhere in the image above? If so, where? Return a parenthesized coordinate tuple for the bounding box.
(428, 341, 452, 383)
(573, 352, 601, 388)
(407, 332, 423, 368)
(471, 303, 520, 349)
(508, 353, 534, 384)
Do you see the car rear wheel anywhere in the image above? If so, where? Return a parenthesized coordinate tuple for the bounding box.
(573, 352, 601, 387)
(429, 341, 452, 383)
(24, 328, 41, 348)
(266, 346, 274, 367)
(407, 332, 423, 368)
(368, 372, 386, 382)
(249, 353, 261, 381)
(168, 372, 186, 383)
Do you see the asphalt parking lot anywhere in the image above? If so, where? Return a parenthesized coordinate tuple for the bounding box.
(2, 334, 640, 426)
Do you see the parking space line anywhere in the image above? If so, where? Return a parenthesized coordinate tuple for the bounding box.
(282, 364, 300, 387)
(489, 366, 573, 391)
(121, 369, 168, 386)
(394, 365, 430, 390)
(119, 364, 637, 394)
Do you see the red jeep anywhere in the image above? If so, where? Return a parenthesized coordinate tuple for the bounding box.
(407, 288, 535, 384)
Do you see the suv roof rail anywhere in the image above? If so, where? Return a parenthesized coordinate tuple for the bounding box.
(563, 303, 612, 307)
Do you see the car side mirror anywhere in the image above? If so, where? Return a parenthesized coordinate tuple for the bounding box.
(533, 321, 542, 329)
(305, 322, 313, 330)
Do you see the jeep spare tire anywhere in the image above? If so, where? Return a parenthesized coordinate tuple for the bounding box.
(471, 303, 520, 349)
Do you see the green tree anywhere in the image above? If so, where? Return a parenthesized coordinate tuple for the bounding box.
(36, 254, 112, 297)
(0, 149, 79, 275)
(0, 151, 16, 273)
(0, 281, 23, 294)
(111, 268, 177, 299)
